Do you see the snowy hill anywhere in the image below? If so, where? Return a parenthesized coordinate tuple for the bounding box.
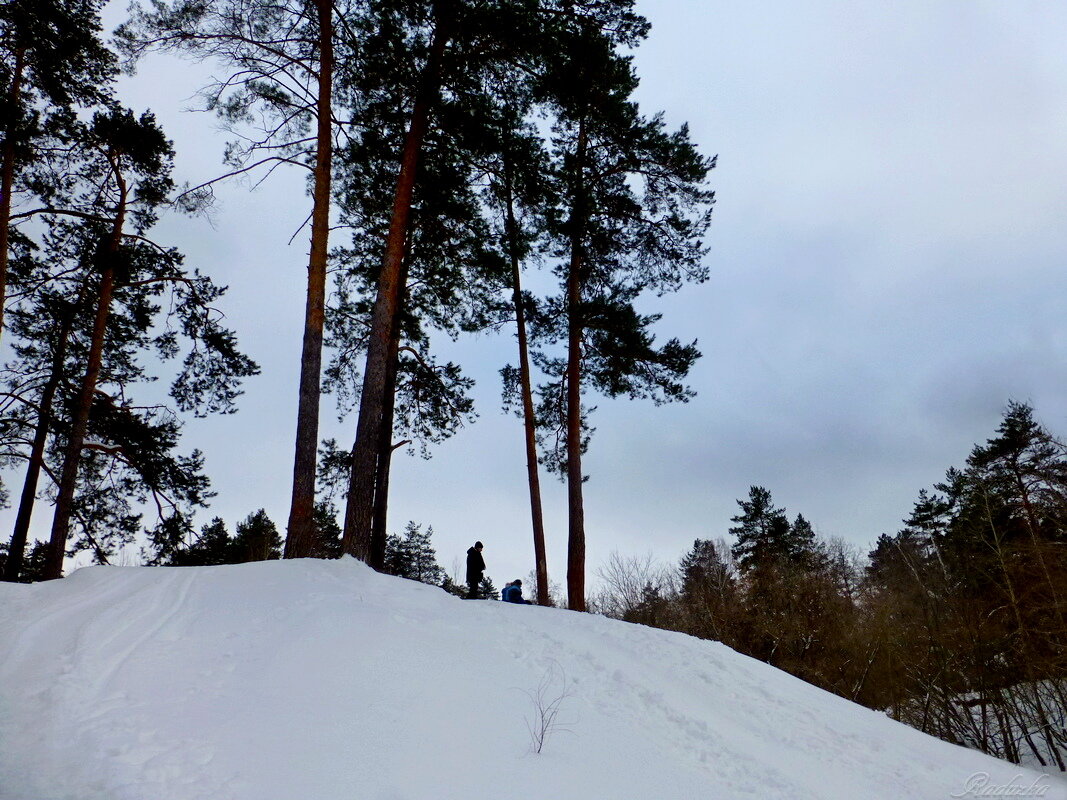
(1, 559, 1062, 800)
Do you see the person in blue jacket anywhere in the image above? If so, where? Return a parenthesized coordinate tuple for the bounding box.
(502, 579, 530, 604)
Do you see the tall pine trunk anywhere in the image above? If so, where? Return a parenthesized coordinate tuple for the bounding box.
(341, 8, 450, 559)
(368, 286, 405, 570)
(0, 46, 26, 344)
(502, 163, 549, 606)
(284, 0, 334, 559)
(369, 420, 393, 568)
(44, 166, 127, 580)
(565, 117, 588, 612)
(3, 302, 76, 581)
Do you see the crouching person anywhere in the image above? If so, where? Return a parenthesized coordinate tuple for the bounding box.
(502, 579, 531, 604)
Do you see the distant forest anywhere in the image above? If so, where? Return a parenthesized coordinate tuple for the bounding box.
(1, 0, 1063, 774)
(590, 403, 1067, 773)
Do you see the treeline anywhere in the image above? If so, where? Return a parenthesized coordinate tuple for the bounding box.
(2, 505, 300, 579)
(593, 402, 1067, 771)
(0, 0, 715, 606)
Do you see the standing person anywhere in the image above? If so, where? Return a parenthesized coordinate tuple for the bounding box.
(465, 541, 485, 599)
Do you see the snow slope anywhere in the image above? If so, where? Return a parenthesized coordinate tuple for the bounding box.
(1, 559, 1062, 800)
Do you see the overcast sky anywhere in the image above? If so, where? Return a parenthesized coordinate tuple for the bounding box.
(7, 0, 1067, 589)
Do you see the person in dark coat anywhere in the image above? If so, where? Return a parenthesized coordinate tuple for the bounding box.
(465, 541, 485, 599)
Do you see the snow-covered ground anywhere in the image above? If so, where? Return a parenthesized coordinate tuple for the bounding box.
(1, 559, 1063, 800)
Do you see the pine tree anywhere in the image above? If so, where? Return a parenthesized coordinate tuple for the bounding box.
(441, 573, 465, 598)
(0, 0, 117, 341)
(1, 283, 86, 579)
(382, 532, 413, 578)
(0, 538, 46, 582)
(339, 0, 562, 562)
(339, 0, 460, 561)
(309, 500, 343, 559)
(623, 582, 670, 627)
(966, 401, 1067, 547)
(1, 107, 256, 581)
(729, 486, 793, 573)
(788, 514, 817, 567)
(677, 539, 737, 642)
(478, 575, 498, 601)
(405, 523, 444, 585)
(381, 521, 445, 585)
(40, 109, 234, 579)
(864, 530, 932, 593)
(326, 66, 489, 566)
(232, 509, 282, 563)
(532, 8, 714, 610)
(858, 405, 1067, 769)
(950, 403, 1066, 688)
(166, 517, 234, 566)
(487, 75, 554, 607)
(680, 539, 734, 604)
(118, 0, 352, 559)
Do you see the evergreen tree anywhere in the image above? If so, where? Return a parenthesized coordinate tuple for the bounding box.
(864, 487, 950, 594)
(0, 0, 117, 340)
(382, 532, 413, 578)
(680, 538, 734, 606)
(166, 517, 234, 566)
(677, 539, 737, 642)
(35, 117, 165, 575)
(118, 0, 355, 558)
(381, 521, 444, 585)
(532, 8, 715, 610)
(0, 538, 46, 582)
(232, 509, 282, 563)
(488, 74, 554, 607)
(309, 500, 342, 559)
(1, 279, 88, 579)
(948, 403, 1066, 676)
(191, 517, 233, 564)
(864, 529, 932, 593)
(789, 514, 816, 559)
(858, 404, 1067, 769)
(1, 107, 256, 581)
(729, 486, 793, 572)
(405, 523, 444, 585)
(339, 0, 566, 562)
(623, 582, 670, 628)
(339, 0, 465, 561)
(326, 82, 487, 567)
(966, 401, 1067, 547)
(478, 575, 498, 601)
(161, 510, 297, 566)
(441, 573, 466, 598)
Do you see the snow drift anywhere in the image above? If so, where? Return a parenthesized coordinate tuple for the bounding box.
(1, 558, 1062, 800)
